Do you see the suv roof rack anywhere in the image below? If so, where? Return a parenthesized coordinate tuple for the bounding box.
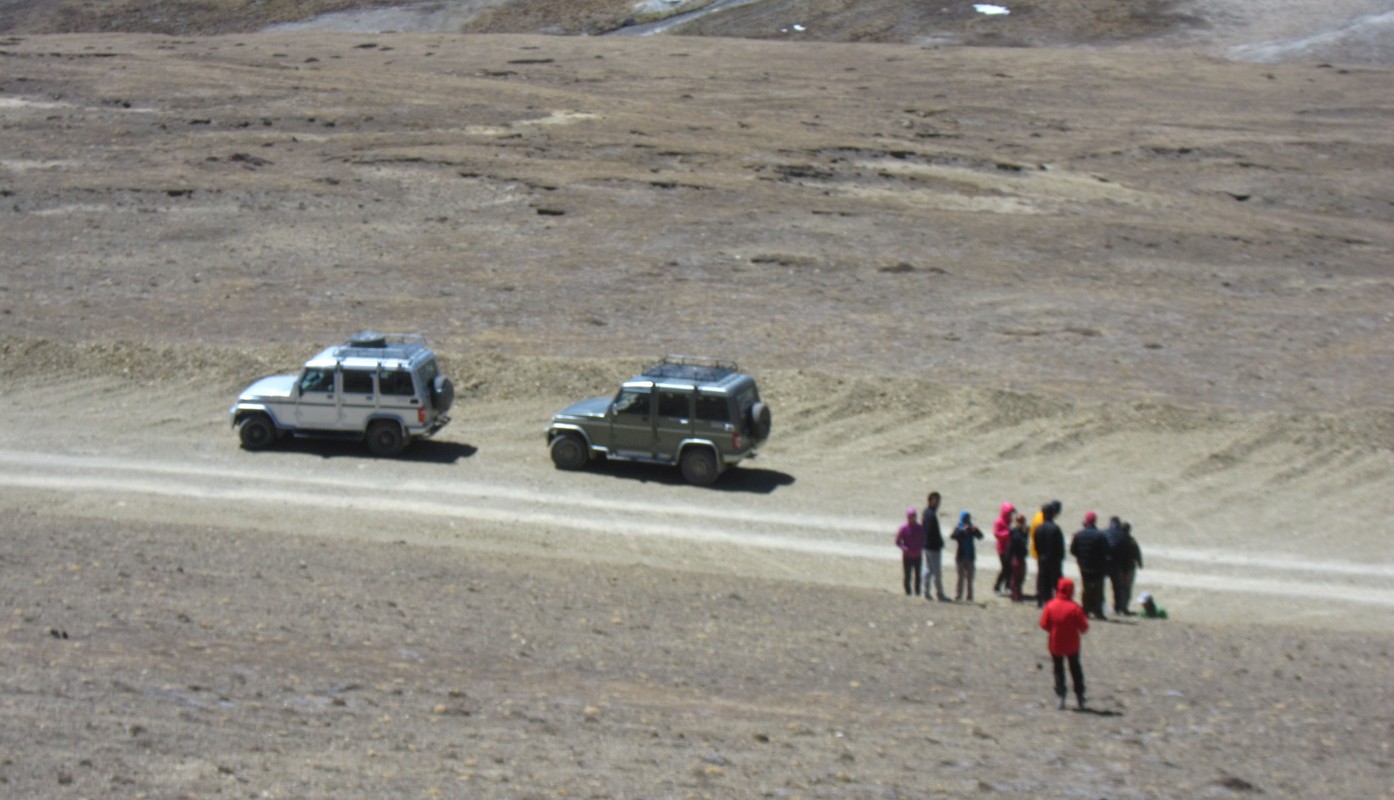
(344, 331, 428, 348)
(642, 355, 738, 383)
(333, 331, 431, 361)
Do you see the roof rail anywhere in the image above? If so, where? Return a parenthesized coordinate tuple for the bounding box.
(643, 355, 739, 382)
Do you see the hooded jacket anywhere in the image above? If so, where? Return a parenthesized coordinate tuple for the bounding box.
(993, 502, 1014, 555)
(1040, 577, 1089, 656)
(951, 511, 983, 562)
(896, 509, 925, 559)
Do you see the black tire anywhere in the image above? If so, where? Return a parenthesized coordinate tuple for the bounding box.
(748, 401, 772, 442)
(365, 420, 406, 457)
(238, 414, 277, 451)
(431, 375, 454, 413)
(550, 433, 589, 471)
(680, 447, 720, 486)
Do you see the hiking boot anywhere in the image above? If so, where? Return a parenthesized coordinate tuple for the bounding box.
(1056, 695, 1066, 710)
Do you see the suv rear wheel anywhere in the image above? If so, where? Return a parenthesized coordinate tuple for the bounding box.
(679, 446, 719, 486)
(238, 414, 276, 451)
(366, 420, 406, 457)
(550, 433, 589, 470)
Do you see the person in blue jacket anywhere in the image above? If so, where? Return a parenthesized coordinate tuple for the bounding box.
(950, 510, 985, 602)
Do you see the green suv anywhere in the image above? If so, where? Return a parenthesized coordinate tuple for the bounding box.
(546, 357, 772, 485)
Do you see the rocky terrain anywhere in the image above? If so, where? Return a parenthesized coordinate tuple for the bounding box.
(1, 1, 1391, 797)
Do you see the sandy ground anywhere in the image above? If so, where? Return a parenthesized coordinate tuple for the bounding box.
(0, 5, 1392, 798)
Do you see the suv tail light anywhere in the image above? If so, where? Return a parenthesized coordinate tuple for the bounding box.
(418, 406, 427, 424)
(732, 431, 743, 451)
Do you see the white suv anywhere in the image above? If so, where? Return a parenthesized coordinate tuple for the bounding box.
(230, 332, 454, 456)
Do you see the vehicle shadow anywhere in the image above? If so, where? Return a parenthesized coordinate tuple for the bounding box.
(258, 437, 478, 464)
(589, 459, 795, 494)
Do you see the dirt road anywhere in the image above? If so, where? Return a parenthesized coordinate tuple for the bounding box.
(3, 371, 1390, 632)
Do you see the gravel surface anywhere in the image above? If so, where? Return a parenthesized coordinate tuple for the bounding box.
(0, 6, 1391, 797)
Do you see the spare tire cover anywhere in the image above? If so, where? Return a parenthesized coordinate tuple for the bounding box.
(432, 375, 455, 413)
(749, 401, 772, 441)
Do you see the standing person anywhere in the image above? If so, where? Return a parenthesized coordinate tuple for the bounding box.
(921, 492, 950, 602)
(1040, 576, 1089, 710)
(1034, 502, 1065, 608)
(992, 502, 1015, 596)
(895, 508, 925, 597)
(1069, 512, 1111, 620)
(1109, 521, 1144, 615)
(1007, 511, 1030, 602)
(951, 511, 985, 602)
(1029, 499, 1062, 562)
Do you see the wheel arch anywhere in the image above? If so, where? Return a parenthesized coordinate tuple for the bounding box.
(233, 405, 283, 430)
(548, 424, 594, 450)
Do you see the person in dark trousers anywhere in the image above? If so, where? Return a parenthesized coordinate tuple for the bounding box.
(895, 507, 925, 596)
(1069, 511, 1112, 620)
(951, 510, 985, 602)
(1007, 511, 1030, 602)
(1040, 576, 1089, 710)
(991, 501, 1015, 595)
(1034, 502, 1065, 608)
(1106, 518, 1144, 615)
(921, 492, 950, 602)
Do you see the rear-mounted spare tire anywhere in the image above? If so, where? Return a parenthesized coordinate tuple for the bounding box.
(432, 375, 454, 413)
(748, 401, 772, 442)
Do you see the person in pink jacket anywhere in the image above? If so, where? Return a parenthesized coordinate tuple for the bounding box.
(992, 501, 1015, 595)
(895, 508, 925, 596)
(1040, 576, 1089, 710)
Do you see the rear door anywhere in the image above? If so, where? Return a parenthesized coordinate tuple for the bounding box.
(654, 387, 694, 461)
(339, 367, 377, 431)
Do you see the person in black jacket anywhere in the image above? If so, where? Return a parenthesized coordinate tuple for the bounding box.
(1034, 502, 1065, 608)
(1007, 511, 1030, 602)
(1107, 520, 1144, 615)
(921, 491, 950, 602)
(1069, 512, 1112, 620)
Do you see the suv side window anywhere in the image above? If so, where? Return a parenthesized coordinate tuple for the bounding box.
(342, 369, 374, 395)
(695, 394, 731, 424)
(300, 368, 335, 394)
(379, 369, 415, 396)
(614, 390, 650, 416)
(657, 390, 690, 420)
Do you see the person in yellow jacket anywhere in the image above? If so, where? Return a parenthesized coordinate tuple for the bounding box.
(1028, 500, 1061, 561)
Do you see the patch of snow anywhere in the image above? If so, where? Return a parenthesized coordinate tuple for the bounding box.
(974, 4, 1010, 15)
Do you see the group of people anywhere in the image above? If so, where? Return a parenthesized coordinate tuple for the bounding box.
(895, 493, 1146, 616)
(895, 490, 1160, 710)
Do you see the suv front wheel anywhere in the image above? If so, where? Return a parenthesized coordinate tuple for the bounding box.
(679, 446, 720, 486)
(550, 433, 589, 470)
(238, 414, 277, 451)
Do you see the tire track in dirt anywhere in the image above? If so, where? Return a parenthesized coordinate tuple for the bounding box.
(3, 449, 1391, 609)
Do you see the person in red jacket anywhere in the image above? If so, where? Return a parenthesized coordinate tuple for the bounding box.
(1040, 576, 1089, 710)
(992, 501, 1015, 595)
